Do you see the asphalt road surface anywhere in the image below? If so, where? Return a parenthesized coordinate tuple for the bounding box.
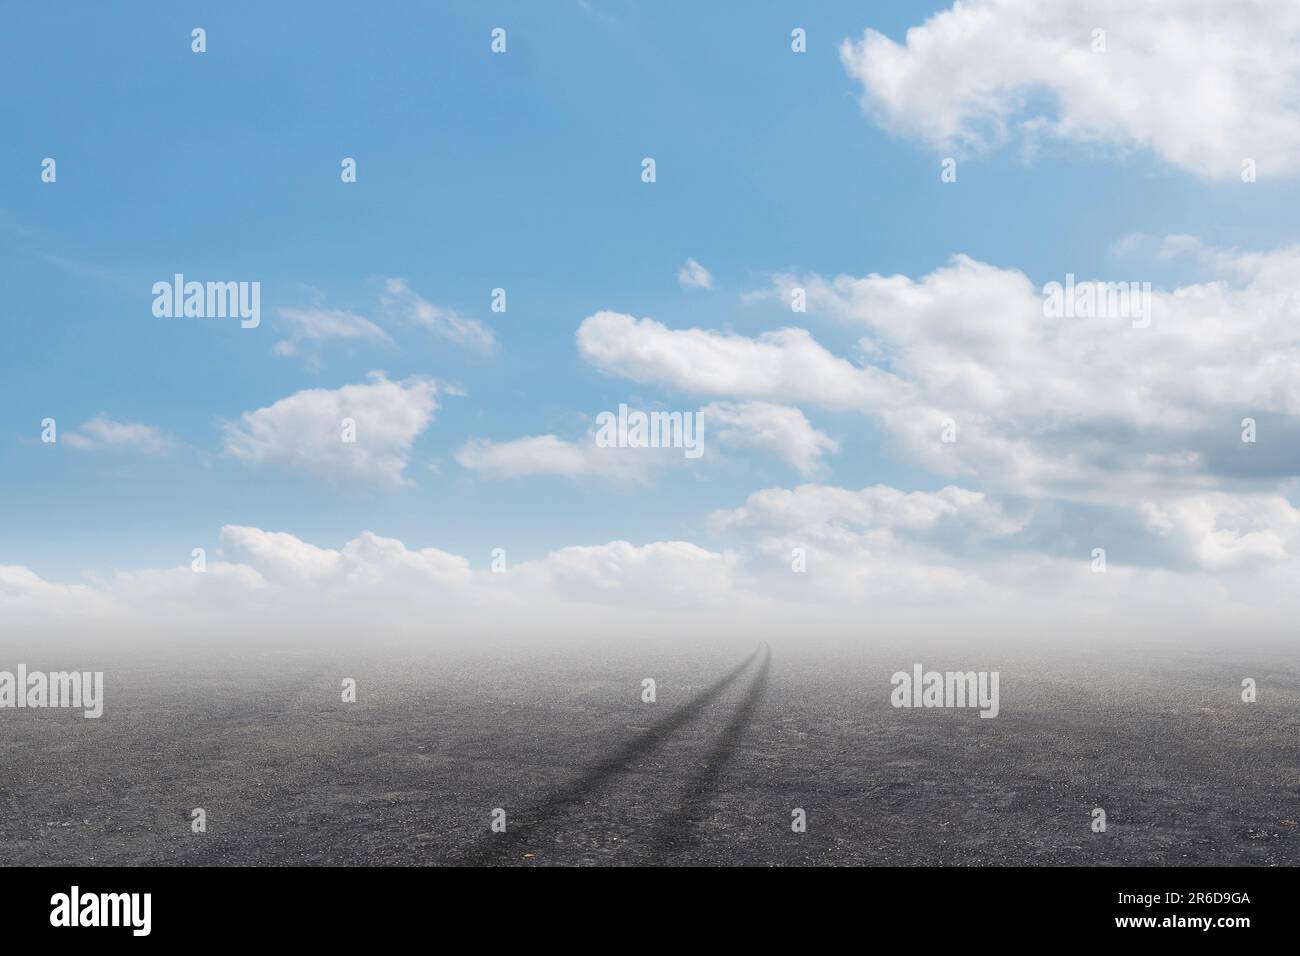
(0, 638, 1295, 866)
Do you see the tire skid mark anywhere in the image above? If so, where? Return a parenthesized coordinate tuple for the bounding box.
(456, 643, 765, 864)
(646, 641, 771, 863)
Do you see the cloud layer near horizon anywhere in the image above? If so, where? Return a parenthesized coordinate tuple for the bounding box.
(7, 475, 1300, 644)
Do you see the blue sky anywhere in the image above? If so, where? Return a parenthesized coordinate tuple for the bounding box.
(3, 0, 1299, 627)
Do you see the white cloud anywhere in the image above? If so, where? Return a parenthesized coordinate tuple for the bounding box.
(0, 527, 753, 638)
(763, 246, 1300, 500)
(701, 401, 838, 476)
(221, 372, 439, 485)
(96, 527, 470, 623)
(219, 525, 342, 580)
(457, 404, 835, 481)
(745, 248, 1300, 574)
(108, 561, 269, 607)
(338, 530, 474, 589)
(527, 540, 743, 605)
(0, 564, 114, 616)
(379, 278, 496, 353)
(272, 307, 391, 357)
(7, 492, 1300, 642)
(63, 416, 172, 454)
(1140, 493, 1300, 570)
(576, 310, 902, 410)
(702, 480, 1300, 604)
(677, 257, 713, 289)
(710, 483, 1021, 603)
(188, 526, 472, 595)
(713, 483, 1020, 538)
(840, 0, 1300, 179)
(454, 433, 654, 483)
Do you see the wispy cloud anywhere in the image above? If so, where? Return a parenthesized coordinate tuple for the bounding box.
(64, 416, 173, 454)
(379, 278, 496, 353)
(576, 310, 903, 411)
(455, 433, 655, 484)
(272, 306, 392, 358)
(677, 257, 713, 289)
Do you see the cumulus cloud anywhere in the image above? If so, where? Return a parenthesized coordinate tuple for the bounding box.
(6, 488, 1300, 643)
(272, 307, 391, 358)
(677, 258, 713, 289)
(711, 483, 1023, 543)
(563, 244, 1300, 576)
(338, 530, 474, 589)
(840, 0, 1300, 179)
(0, 564, 114, 617)
(527, 540, 743, 605)
(0, 526, 757, 642)
(748, 248, 1300, 575)
(379, 278, 496, 353)
(63, 416, 172, 454)
(701, 401, 838, 476)
(211, 529, 734, 607)
(221, 372, 438, 484)
(576, 310, 902, 410)
(1140, 493, 1300, 570)
(709, 483, 1023, 603)
(704, 479, 1300, 606)
(218, 525, 472, 590)
(763, 246, 1300, 501)
(108, 561, 269, 608)
(219, 525, 342, 580)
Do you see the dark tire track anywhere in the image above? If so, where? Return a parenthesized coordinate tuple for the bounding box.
(455, 642, 766, 864)
(646, 641, 771, 863)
